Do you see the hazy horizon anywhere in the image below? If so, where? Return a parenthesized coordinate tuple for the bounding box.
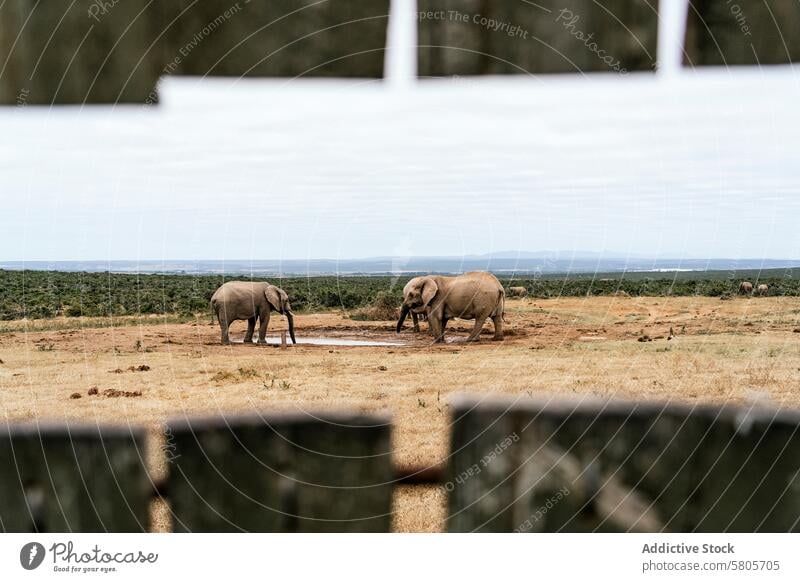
(2, 248, 800, 262)
(3, 253, 799, 278)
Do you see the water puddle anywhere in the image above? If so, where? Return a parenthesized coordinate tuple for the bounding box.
(234, 336, 407, 347)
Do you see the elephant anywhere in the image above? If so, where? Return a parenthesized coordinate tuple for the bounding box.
(508, 286, 528, 298)
(756, 284, 769, 296)
(396, 271, 505, 343)
(401, 277, 428, 333)
(211, 281, 296, 345)
(739, 281, 754, 295)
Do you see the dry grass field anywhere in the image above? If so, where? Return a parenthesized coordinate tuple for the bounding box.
(2, 296, 800, 532)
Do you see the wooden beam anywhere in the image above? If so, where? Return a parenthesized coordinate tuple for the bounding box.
(162, 0, 390, 78)
(0, 423, 150, 532)
(166, 411, 394, 532)
(417, 0, 659, 77)
(446, 396, 800, 532)
(0, 0, 162, 105)
(684, 0, 800, 66)
(0, 0, 390, 105)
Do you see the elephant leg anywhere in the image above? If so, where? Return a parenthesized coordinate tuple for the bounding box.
(467, 314, 489, 342)
(423, 313, 433, 337)
(491, 314, 504, 341)
(220, 319, 231, 345)
(244, 317, 256, 343)
(257, 312, 270, 344)
(412, 311, 420, 333)
(428, 308, 445, 343)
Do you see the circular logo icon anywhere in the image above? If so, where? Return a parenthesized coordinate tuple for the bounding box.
(20, 542, 46, 570)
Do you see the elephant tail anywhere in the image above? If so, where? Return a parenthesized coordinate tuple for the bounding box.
(495, 288, 506, 321)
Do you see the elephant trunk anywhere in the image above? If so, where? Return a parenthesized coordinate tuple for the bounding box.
(396, 304, 410, 333)
(286, 311, 297, 344)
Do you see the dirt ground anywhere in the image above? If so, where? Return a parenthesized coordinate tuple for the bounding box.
(2, 296, 800, 532)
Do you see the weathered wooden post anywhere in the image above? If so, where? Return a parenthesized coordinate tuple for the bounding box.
(166, 411, 394, 532)
(446, 395, 800, 532)
(0, 0, 163, 104)
(417, 0, 659, 77)
(0, 423, 150, 532)
(162, 0, 391, 78)
(684, 0, 800, 66)
(1, 0, 391, 105)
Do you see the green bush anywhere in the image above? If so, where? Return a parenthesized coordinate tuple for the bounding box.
(0, 269, 797, 321)
(349, 291, 399, 321)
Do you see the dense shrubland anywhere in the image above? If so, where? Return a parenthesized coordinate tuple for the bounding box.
(1, 269, 797, 320)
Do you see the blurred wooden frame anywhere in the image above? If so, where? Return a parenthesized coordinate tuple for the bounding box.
(1, 396, 798, 532)
(417, 0, 659, 77)
(0, 411, 393, 532)
(447, 395, 800, 532)
(684, 0, 800, 66)
(0, 0, 391, 105)
(2, 0, 800, 104)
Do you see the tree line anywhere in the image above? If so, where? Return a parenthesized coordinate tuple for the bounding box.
(0, 269, 796, 320)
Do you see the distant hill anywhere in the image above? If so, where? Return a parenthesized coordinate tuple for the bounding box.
(1, 254, 799, 276)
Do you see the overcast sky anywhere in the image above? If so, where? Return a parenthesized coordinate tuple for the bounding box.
(1, 55, 799, 261)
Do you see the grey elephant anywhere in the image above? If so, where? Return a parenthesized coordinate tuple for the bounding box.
(401, 277, 428, 333)
(508, 286, 528, 298)
(739, 281, 753, 295)
(211, 281, 296, 345)
(397, 271, 505, 343)
(756, 284, 768, 296)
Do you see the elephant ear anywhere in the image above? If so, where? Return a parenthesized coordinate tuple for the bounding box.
(279, 289, 292, 313)
(421, 278, 438, 307)
(265, 286, 283, 313)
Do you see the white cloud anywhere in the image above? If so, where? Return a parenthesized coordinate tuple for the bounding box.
(1, 67, 799, 260)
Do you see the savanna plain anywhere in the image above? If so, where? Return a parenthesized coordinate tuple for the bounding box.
(1, 290, 799, 532)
